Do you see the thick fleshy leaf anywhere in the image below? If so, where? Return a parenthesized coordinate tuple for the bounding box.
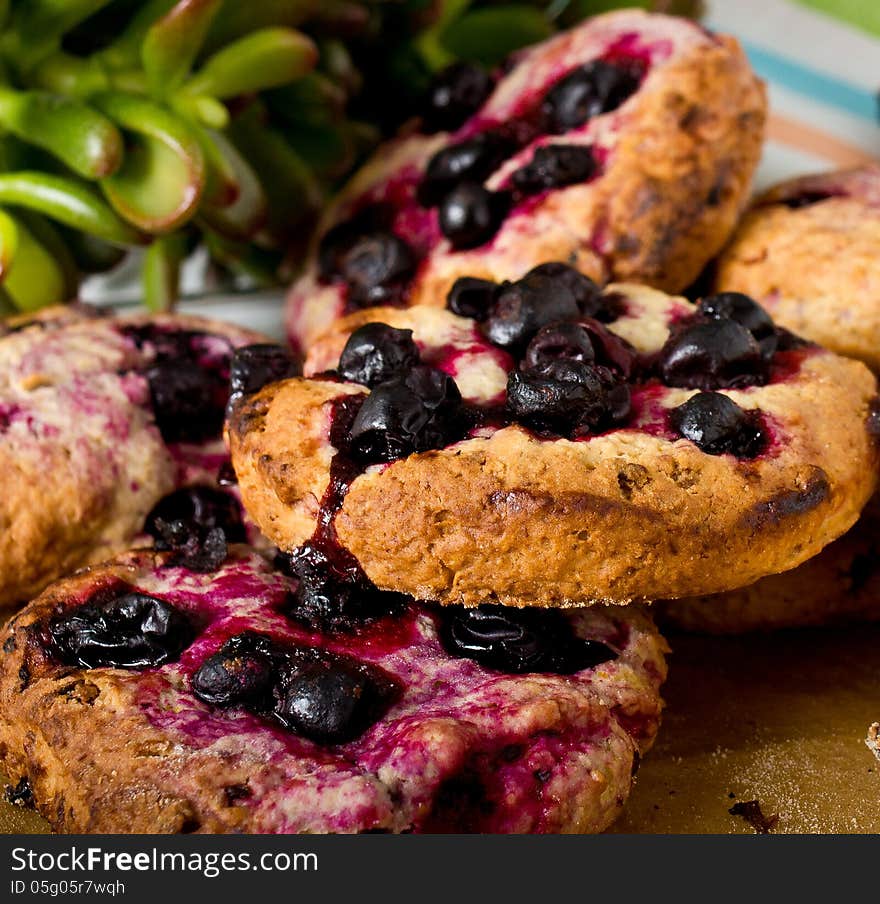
(10, 0, 113, 55)
(0, 89, 122, 179)
(59, 226, 126, 274)
(1, 213, 76, 311)
(439, 6, 554, 66)
(142, 0, 222, 97)
(204, 0, 318, 52)
(183, 28, 318, 100)
(0, 208, 18, 279)
(97, 0, 178, 70)
(0, 171, 143, 245)
(94, 92, 205, 233)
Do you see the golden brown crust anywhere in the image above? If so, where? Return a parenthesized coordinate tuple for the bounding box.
(657, 492, 880, 633)
(229, 347, 879, 606)
(285, 11, 766, 349)
(0, 548, 667, 833)
(715, 165, 880, 372)
(0, 306, 266, 607)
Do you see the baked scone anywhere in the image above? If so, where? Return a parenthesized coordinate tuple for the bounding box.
(714, 165, 880, 371)
(230, 271, 880, 607)
(657, 492, 880, 633)
(0, 305, 289, 607)
(286, 9, 766, 351)
(0, 545, 667, 833)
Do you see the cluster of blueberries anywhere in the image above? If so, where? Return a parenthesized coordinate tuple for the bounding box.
(317, 58, 641, 308)
(329, 263, 778, 464)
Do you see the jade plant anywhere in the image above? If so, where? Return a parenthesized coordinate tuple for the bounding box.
(0, 0, 700, 314)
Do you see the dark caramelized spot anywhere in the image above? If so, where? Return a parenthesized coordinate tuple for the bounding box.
(669, 391, 766, 458)
(337, 323, 420, 388)
(4, 777, 34, 809)
(438, 605, 616, 674)
(48, 586, 193, 669)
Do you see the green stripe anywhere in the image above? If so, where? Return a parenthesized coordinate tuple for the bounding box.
(792, 0, 880, 39)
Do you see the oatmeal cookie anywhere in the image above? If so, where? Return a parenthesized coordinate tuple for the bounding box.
(286, 9, 766, 350)
(0, 546, 666, 833)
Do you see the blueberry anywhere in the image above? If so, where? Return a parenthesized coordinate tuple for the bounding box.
(48, 588, 193, 669)
(419, 133, 514, 207)
(542, 60, 640, 133)
(145, 360, 227, 444)
(274, 655, 398, 744)
(151, 520, 228, 573)
(506, 359, 630, 435)
(145, 486, 246, 546)
(697, 292, 778, 358)
(192, 633, 276, 707)
(340, 232, 416, 308)
(422, 62, 494, 133)
(483, 271, 581, 350)
(446, 276, 500, 321)
(228, 344, 299, 410)
(523, 262, 606, 318)
(316, 205, 391, 281)
(669, 391, 766, 458)
(438, 183, 510, 250)
(438, 605, 616, 674)
(659, 319, 765, 390)
(347, 366, 464, 463)
(524, 321, 597, 369)
(511, 144, 598, 194)
(337, 323, 420, 388)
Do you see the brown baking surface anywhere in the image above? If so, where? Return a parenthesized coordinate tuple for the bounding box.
(2, 623, 879, 834)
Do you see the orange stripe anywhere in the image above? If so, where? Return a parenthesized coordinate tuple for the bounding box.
(767, 112, 880, 167)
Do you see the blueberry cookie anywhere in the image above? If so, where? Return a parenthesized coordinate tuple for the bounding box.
(658, 492, 880, 633)
(230, 269, 879, 607)
(714, 165, 880, 372)
(286, 9, 766, 351)
(0, 546, 666, 833)
(0, 305, 287, 607)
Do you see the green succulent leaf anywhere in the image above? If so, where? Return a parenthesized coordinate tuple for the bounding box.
(143, 232, 187, 311)
(142, 0, 223, 98)
(0, 171, 143, 246)
(438, 5, 554, 65)
(94, 92, 206, 233)
(0, 89, 123, 179)
(204, 0, 319, 52)
(183, 27, 318, 100)
(7, 0, 114, 65)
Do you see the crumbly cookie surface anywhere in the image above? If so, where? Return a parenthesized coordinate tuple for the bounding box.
(658, 492, 880, 633)
(0, 547, 666, 834)
(715, 165, 880, 371)
(0, 306, 264, 607)
(286, 9, 766, 350)
(231, 283, 880, 607)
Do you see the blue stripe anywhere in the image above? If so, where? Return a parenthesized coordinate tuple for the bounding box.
(741, 39, 877, 123)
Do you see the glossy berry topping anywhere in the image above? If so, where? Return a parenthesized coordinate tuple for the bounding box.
(191, 631, 399, 745)
(542, 60, 640, 133)
(150, 519, 228, 573)
(145, 486, 246, 546)
(524, 321, 597, 369)
(228, 344, 299, 410)
(340, 231, 416, 308)
(48, 587, 193, 669)
(422, 62, 494, 133)
(697, 292, 778, 359)
(192, 632, 276, 707)
(347, 366, 464, 463)
(511, 144, 598, 194)
(483, 270, 582, 350)
(419, 133, 515, 207)
(669, 391, 766, 458)
(438, 183, 510, 250)
(507, 359, 630, 436)
(446, 276, 500, 321)
(659, 318, 765, 390)
(274, 656, 396, 745)
(316, 205, 391, 281)
(145, 359, 228, 444)
(337, 323, 420, 388)
(438, 605, 616, 674)
(523, 262, 611, 319)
